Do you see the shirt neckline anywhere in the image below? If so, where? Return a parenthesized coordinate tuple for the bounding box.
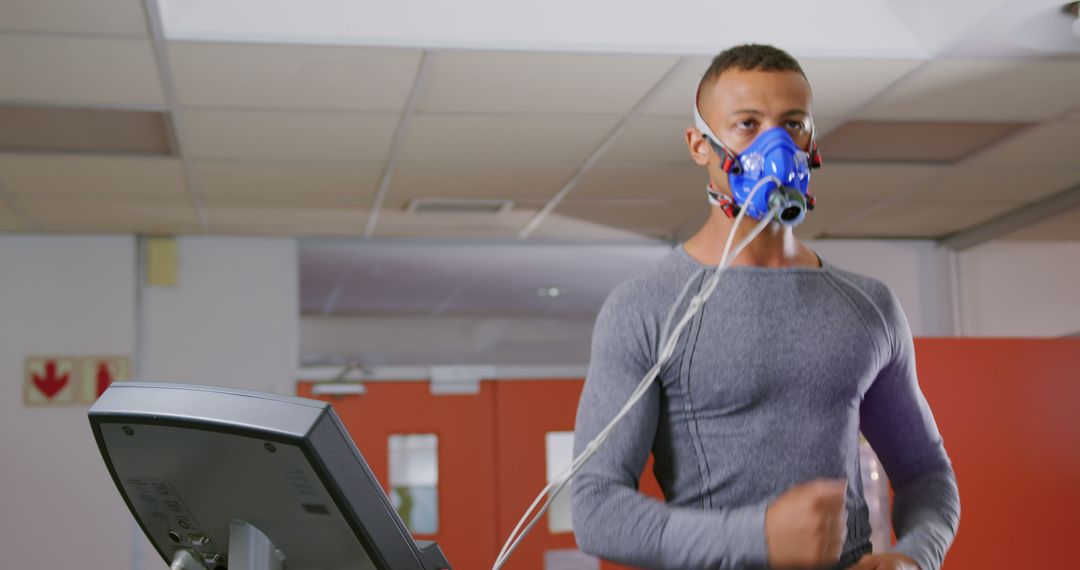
(672, 244, 830, 274)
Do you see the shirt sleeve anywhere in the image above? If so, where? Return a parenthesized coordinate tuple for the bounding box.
(859, 288, 961, 570)
(571, 284, 769, 570)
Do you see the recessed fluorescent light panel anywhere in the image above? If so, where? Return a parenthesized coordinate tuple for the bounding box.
(0, 105, 175, 156)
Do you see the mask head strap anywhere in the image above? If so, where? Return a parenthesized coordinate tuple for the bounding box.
(808, 138, 823, 169)
(706, 183, 741, 218)
(693, 82, 742, 175)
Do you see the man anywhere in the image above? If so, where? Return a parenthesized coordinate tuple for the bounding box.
(571, 45, 960, 570)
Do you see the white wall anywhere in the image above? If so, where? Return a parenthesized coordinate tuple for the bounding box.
(129, 236, 299, 569)
(0, 235, 138, 570)
(787, 239, 1080, 337)
(955, 241, 1080, 337)
(141, 236, 299, 394)
(0, 234, 300, 570)
(301, 315, 595, 367)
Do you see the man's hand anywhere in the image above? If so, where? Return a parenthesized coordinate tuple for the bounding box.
(764, 479, 848, 568)
(850, 553, 921, 569)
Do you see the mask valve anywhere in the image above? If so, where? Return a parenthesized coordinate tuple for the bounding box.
(769, 186, 808, 227)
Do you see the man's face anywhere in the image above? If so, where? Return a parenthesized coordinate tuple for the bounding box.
(687, 68, 814, 190)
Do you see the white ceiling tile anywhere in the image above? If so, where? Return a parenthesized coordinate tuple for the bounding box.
(0, 0, 148, 37)
(170, 43, 422, 111)
(798, 58, 924, 118)
(21, 195, 200, 232)
(1005, 207, 1080, 241)
(530, 212, 667, 242)
(206, 205, 368, 235)
(400, 114, 618, 164)
(195, 160, 382, 206)
(153, 0, 927, 58)
(892, 0, 1016, 56)
(642, 56, 711, 116)
(418, 51, 677, 115)
(907, 166, 1080, 204)
(556, 199, 700, 232)
(642, 57, 923, 120)
(820, 120, 1026, 163)
(831, 200, 1019, 238)
(384, 162, 576, 209)
(0, 201, 26, 230)
(810, 117, 845, 138)
(793, 199, 880, 240)
(0, 34, 164, 106)
(964, 122, 1080, 168)
(572, 163, 707, 200)
(376, 207, 536, 229)
(601, 116, 694, 164)
(0, 154, 186, 197)
(38, 221, 203, 233)
(373, 224, 523, 239)
(808, 163, 947, 202)
(182, 109, 399, 161)
(858, 59, 1080, 121)
(373, 208, 537, 238)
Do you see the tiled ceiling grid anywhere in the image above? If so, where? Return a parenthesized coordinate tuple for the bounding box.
(0, 0, 1078, 240)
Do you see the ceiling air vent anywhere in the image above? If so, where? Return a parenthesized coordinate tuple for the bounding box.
(406, 198, 514, 215)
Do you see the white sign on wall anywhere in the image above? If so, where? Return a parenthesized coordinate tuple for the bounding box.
(23, 356, 130, 406)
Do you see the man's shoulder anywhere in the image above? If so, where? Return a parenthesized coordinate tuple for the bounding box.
(824, 262, 895, 305)
(821, 261, 907, 332)
(601, 250, 697, 317)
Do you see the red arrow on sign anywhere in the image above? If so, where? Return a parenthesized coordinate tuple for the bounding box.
(33, 360, 69, 399)
(96, 361, 113, 397)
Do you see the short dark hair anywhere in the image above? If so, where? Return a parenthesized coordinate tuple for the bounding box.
(697, 44, 807, 105)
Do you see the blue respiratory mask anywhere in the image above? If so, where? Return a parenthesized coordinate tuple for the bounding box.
(693, 89, 821, 226)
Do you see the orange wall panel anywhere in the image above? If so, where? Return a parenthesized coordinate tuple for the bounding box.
(493, 379, 584, 570)
(914, 338, 1080, 569)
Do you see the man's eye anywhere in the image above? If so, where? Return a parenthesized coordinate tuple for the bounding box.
(786, 120, 806, 131)
(737, 120, 757, 130)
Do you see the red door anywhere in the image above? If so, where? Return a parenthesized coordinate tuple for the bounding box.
(300, 379, 663, 570)
(298, 381, 500, 570)
(493, 379, 663, 570)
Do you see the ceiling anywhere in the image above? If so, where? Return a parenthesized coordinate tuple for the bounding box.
(0, 0, 1078, 243)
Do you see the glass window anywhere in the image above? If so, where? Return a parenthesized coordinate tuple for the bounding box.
(388, 434, 439, 534)
(545, 431, 575, 533)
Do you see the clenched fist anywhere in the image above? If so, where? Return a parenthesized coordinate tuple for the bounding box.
(765, 479, 848, 568)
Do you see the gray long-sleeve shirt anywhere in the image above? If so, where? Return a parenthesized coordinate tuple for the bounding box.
(571, 246, 960, 570)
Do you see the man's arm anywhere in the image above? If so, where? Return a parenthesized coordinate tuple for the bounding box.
(859, 289, 961, 570)
(570, 284, 769, 570)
